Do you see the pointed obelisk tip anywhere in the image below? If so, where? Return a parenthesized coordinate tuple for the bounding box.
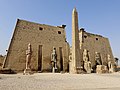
(73, 7, 77, 12)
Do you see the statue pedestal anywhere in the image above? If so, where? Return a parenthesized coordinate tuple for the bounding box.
(87, 69, 92, 74)
(52, 67, 57, 73)
(109, 68, 115, 73)
(23, 68, 32, 75)
(52, 67, 55, 73)
(76, 67, 85, 74)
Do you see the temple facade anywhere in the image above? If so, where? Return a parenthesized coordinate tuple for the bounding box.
(2, 8, 115, 73)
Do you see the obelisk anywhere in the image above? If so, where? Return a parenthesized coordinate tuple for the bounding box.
(70, 8, 81, 74)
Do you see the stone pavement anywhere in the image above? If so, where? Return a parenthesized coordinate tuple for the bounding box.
(0, 73, 120, 90)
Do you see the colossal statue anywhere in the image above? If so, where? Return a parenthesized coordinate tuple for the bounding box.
(51, 47, 57, 73)
(23, 43, 32, 75)
(83, 49, 92, 73)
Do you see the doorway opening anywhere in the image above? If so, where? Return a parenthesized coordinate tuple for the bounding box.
(38, 45, 42, 71)
(59, 47, 63, 71)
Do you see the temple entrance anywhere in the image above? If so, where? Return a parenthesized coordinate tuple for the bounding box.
(59, 47, 63, 71)
(38, 45, 42, 71)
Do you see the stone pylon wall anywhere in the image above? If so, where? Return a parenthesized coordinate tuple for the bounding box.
(3, 19, 69, 72)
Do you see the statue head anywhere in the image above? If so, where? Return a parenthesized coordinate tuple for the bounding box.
(27, 43, 32, 53)
(95, 52, 98, 54)
(95, 52, 100, 56)
(28, 43, 31, 48)
(52, 47, 56, 54)
(83, 49, 87, 53)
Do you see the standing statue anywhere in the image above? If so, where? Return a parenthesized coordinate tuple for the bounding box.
(108, 54, 114, 73)
(51, 47, 57, 73)
(95, 52, 102, 65)
(23, 43, 32, 75)
(83, 49, 92, 73)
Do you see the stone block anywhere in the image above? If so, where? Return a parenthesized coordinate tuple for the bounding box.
(96, 65, 108, 74)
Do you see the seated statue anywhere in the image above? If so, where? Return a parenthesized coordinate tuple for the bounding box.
(95, 52, 102, 65)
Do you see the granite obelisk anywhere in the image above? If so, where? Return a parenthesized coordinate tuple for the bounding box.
(70, 8, 81, 73)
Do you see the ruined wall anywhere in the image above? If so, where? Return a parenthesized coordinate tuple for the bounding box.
(79, 30, 115, 68)
(4, 19, 69, 72)
(0, 55, 4, 67)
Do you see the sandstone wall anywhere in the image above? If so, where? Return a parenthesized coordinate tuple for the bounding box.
(4, 19, 69, 72)
(79, 30, 115, 68)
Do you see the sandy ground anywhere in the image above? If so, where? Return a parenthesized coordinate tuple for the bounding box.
(0, 73, 120, 90)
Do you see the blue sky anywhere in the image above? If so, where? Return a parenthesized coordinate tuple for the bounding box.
(0, 0, 120, 61)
